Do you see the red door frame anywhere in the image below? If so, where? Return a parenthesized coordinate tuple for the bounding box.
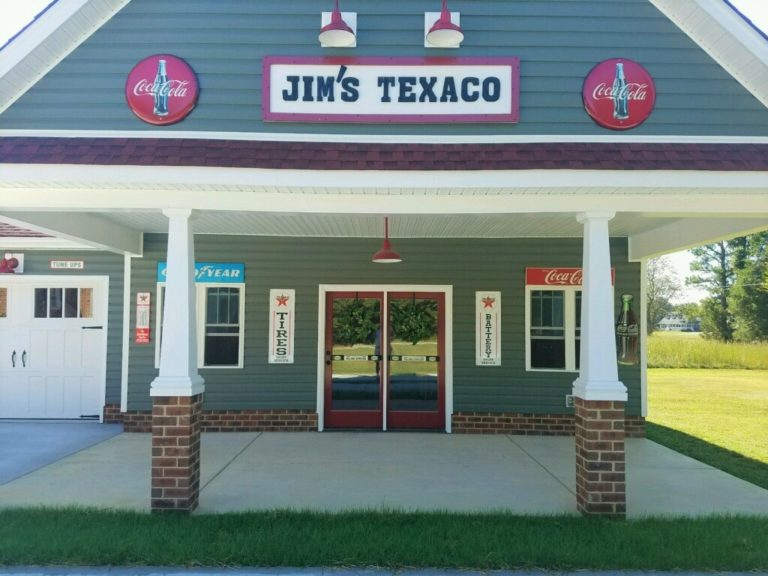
(386, 292, 445, 430)
(323, 290, 445, 430)
(323, 291, 383, 429)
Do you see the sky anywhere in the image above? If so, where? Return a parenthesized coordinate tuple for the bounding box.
(1, 0, 766, 303)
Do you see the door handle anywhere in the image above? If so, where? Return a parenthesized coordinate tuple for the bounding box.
(325, 351, 332, 366)
(22, 350, 27, 368)
(11, 350, 16, 368)
(82, 325, 103, 330)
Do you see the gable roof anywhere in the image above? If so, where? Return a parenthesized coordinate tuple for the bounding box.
(649, 0, 768, 109)
(1, 0, 767, 117)
(0, 0, 128, 115)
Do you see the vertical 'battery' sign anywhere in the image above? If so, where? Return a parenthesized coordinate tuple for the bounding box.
(269, 289, 295, 364)
(476, 291, 501, 366)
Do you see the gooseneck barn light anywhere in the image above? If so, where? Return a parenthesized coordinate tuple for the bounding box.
(425, 0, 464, 48)
(372, 217, 402, 264)
(319, 0, 357, 48)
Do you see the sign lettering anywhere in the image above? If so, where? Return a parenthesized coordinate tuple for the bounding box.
(269, 289, 295, 364)
(476, 292, 501, 366)
(525, 268, 616, 286)
(264, 57, 519, 124)
(157, 262, 245, 284)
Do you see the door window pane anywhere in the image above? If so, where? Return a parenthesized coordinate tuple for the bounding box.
(64, 288, 78, 318)
(203, 287, 241, 366)
(530, 290, 566, 369)
(49, 288, 63, 318)
(79, 288, 93, 318)
(388, 297, 439, 412)
(34, 288, 47, 318)
(331, 297, 381, 410)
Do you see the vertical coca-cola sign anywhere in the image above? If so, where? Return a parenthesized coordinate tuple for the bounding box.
(582, 58, 655, 130)
(125, 54, 199, 125)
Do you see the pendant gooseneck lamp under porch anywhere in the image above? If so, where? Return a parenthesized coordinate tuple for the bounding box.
(425, 0, 464, 48)
(372, 217, 402, 264)
(319, 0, 357, 48)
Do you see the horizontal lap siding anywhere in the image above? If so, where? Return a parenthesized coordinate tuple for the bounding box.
(12, 251, 125, 405)
(127, 234, 640, 416)
(3, 0, 768, 135)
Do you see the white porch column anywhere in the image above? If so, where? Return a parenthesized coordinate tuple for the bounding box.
(149, 208, 204, 513)
(573, 211, 626, 401)
(572, 211, 627, 517)
(150, 208, 204, 397)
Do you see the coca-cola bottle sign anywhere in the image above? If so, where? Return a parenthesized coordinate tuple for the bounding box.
(125, 54, 199, 125)
(582, 58, 655, 130)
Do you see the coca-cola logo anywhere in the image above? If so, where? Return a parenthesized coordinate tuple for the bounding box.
(582, 58, 655, 130)
(544, 269, 583, 285)
(525, 267, 616, 286)
(125, 54, 199, 126)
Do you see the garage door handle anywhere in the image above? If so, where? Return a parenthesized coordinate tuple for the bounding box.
(82, 325, 103, 330)
(22, 350, 27, 368)
(11, 350, 16, 368)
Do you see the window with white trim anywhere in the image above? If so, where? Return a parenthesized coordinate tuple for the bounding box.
(525, 286, 582, 372)
(155, 283, 245, 369)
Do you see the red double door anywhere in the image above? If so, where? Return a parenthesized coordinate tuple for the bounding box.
(324, 291, 445, 430)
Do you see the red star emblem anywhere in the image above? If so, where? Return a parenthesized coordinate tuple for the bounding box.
(482, 296, 495, 309)
(276, 294, 289, 306)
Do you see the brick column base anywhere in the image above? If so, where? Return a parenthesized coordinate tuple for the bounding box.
(151, 394, 203, 513)
(574, 398, 626, 517)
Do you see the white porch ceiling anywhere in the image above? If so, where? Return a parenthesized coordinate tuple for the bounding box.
(93, 210, 670, 239)
(1, 165, 766, 258)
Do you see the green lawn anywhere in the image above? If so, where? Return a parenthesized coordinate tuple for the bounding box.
(647, 368, 768, 489)
(648, 332, 768, 369)
(1, 509, 767, 570)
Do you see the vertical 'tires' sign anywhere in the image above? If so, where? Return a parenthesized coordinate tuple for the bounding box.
(476, 291, 501, 366)
(269, 289, 295, 364)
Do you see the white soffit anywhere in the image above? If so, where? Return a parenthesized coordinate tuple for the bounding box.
(0, 0, 131, 114)
(649, 0, 768, 109)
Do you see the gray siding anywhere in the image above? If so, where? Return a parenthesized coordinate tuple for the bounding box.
(2, 0, 767, 135)
(9, 251, 125, 405)
(128, 234, 641, 416)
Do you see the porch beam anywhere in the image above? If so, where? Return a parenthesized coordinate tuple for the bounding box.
(629, 217, 768, 261)
(0, 211, 143, 255)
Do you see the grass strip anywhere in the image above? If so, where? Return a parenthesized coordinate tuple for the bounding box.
(1, 508, 767, 570)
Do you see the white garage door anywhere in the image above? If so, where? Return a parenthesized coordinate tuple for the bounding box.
(0, 276, 108, 419)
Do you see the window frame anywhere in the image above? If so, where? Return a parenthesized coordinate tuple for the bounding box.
(525, 285, 581, 373)
(154, 282, 246, 370)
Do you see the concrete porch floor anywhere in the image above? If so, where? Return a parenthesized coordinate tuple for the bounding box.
(0, 431, 767, 517)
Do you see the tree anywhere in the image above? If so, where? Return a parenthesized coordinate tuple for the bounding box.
(730, 231, 768, 342)
(687, 233, 768, 342)
(646, 256, 680, 334)
(688, 241, 736, 341)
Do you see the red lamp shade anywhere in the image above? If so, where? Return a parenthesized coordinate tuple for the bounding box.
(372, 217, 402, 264)
(319, 0, 356, 47)
(426, 0, 464, 47)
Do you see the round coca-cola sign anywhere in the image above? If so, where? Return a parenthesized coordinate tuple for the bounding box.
(582, 58, 655, 130)
(125, 54, 199, 125)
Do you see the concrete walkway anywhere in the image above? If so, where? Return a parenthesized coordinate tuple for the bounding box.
(0, 430, 767, 517)
(0, 421, 123, 485)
